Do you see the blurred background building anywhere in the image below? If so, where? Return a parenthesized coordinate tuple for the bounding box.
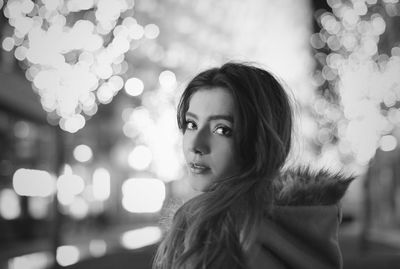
(0, 0, 400, 268)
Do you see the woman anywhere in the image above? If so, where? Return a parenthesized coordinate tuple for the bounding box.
(153, 62, 353, 269)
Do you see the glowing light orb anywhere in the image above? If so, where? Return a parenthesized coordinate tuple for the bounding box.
(158, 70, 176, 90)
(380, 135, 397, 151)
(73, 144, 93, 162)
(2, 36, 14, 51)
(125, 77, 144, 96)
(121, 178, 165, 213)
(128, 145, 152, 170)
(144, 24, 160, 39)
(0, 189, 21, 220)
(92, 167, 110, 201)
(56, 246, 80, 267)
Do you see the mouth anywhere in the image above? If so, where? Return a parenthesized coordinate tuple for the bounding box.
(189, 162, 210, 174)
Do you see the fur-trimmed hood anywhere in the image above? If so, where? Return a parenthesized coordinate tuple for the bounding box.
(249, 167, 354, 269)
(273, 167, 354, 206)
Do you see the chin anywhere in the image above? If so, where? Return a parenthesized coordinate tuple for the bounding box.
(188, 174, 212, 192)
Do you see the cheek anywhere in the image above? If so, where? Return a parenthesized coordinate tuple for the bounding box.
(213, 142, 239, 171)
(182, 134, 191, 159)
(225, 153, 240, 171)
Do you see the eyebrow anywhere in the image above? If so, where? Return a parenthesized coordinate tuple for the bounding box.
(186, 111, 234, 123)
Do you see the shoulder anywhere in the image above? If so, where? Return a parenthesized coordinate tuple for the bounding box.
(272, 166, 354, 206)
(248, 167, 353, 269)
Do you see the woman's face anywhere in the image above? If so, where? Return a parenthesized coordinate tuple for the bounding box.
(182, 87, 241, 191)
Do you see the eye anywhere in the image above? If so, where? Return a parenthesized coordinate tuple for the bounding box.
(214, 125, 232, 137)
(184, 120, 197, 131)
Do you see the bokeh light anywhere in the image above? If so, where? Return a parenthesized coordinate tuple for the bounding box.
(57, 165, 85, 205)
(144, 24, 160, 39)
(92, 167, 110, 201)
(73, 144, 93, 163)
(2, 36, 15, 51)
(28, 197, 49, 219)
(97, 83, 114, 104)
(379, 135, 397, 151)
(312, 0, 400, 166)
(128, 24, 144, 40)
(56, 245, 80, 267)
(128, 145, 153, 170)
(13, 168, 56, 197)
(8, 252, 52, 269)
(121, 178, 165, 213)
(124, 77, 144, 96)
(13, 121, 30, 139)
(89, 240, 107, 257)
(69, 196, 89, 219)
(0, 189, 21, 220)
(158, 70, 176, 90)
(120, 226, 162, 249)
(2, 0, 158, 133)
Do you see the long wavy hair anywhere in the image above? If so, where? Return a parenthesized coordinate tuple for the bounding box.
(153, 62, 293, 269)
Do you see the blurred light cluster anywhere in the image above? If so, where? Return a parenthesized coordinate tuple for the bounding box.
(5, 224, 159, 268)
(6, 162, 170, 220)
(0, 188, 52, 221)
(313, 0, 400, 165)
(5, 164, 114, 221)
(6, 224, 159, 269)
(56, 164, 113, 219)
(57, 165, 85, 205)
(121, 69, 183, 181)
(2, 0, 159, 133)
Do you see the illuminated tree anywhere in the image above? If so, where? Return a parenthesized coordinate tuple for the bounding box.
(2, 0, 159, 133)
(312, 0, 400, 167)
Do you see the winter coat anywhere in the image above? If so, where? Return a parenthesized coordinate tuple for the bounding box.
(247, 168, 353, 269)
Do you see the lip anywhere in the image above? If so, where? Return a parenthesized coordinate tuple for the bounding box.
(189, 162, 210, 174)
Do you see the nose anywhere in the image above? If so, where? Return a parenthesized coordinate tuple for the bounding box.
(189, 126, 210, 155)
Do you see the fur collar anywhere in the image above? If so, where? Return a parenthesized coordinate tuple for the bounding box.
(272, 167, 354, 206)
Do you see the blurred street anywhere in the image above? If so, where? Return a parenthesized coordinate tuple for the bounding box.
(1, 220, 400, 269)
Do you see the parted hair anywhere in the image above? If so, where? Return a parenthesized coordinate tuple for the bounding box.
(153, 62, 293, 269)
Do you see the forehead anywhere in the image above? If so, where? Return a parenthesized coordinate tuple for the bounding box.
(187, 87, 235, 115)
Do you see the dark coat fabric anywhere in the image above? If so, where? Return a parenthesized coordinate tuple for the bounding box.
(248, 168, 353, 269)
